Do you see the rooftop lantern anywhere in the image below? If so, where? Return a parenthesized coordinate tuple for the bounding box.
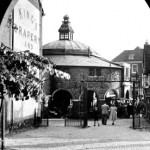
(58, 15, 74, 40)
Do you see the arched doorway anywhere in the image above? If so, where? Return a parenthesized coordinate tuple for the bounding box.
(104, 89, 118, 106)
(78, 89, 98, 118)
(87, 90, 98, 111)
(51, 89, 73, 118)
(86, 90, 99, 118)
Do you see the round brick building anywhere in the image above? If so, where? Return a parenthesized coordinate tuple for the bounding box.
(42, 15, 126, 118)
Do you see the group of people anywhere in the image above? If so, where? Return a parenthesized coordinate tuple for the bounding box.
(93, 101, 117, 126)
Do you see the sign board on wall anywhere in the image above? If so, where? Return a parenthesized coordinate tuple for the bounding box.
(14, 0, 40, 55)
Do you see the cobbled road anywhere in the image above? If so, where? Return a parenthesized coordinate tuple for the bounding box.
(4, 118, 150, 150)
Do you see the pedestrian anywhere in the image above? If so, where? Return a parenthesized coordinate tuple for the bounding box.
(93, 107, 100, 126)
(101, 101, 109, 125)
(109, 103, 117, 125)
(127, 102, 133, 118)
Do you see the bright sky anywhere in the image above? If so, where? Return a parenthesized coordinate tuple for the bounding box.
(42, 0, 150, 60)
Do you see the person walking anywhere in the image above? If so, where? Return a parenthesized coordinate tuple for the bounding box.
(109, 103, 117, 125)
(101, 102, 109, 125)
(93, 107, 100, 126)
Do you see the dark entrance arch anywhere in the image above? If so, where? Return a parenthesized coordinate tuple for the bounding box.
(87, 90, 98, 110)
(79, 90, 98, 111)
(51, 89, 73, 117)
(87, 90, 98, 118)
(79, 90, 98, 118)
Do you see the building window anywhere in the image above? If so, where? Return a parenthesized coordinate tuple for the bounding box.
(125, 67, 129, 77)
(60, 34, 64, 40)
(89, 68, 94, 76)
(96, 68, 101, 76)
(129, 54, 135, 60)
(132, 64, 138, 73)
(89, 68, 101, 76)
(64, 33, 69, 39)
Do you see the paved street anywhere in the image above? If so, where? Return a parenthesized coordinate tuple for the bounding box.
(4, 118, 150, 150)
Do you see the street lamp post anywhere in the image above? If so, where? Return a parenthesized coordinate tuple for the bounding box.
(132, 79, 141, 129)
(132, 81, 135, 129)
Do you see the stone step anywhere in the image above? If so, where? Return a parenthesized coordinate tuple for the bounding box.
(42, 119, 65, 127)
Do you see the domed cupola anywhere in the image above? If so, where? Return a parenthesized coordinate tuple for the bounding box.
(43, 15, 95, 56)
(58, 15, 74, 40)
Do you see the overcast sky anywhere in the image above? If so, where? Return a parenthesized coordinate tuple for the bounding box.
(42, 0, 150, 60)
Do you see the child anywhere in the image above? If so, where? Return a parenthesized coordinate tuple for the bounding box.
(93, 107, 100, 126)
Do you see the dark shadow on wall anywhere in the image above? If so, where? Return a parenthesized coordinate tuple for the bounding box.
(0, 1, 11, 24)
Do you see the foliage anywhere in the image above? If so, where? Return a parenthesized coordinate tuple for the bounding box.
(0, 43, 52, 101)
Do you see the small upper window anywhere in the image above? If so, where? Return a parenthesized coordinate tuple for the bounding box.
(60, 34, 64, 40)
(89, 68, 94, 76)
(96, 68, 101, 76)
(64, 33, 69, 39)
(125, 67, 129, 78)
(129, 54, 135, 60)
(132, 64, 138, 73)
(89, 68, 101, 76)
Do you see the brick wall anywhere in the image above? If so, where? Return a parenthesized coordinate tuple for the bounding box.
(44, 67, 122, 100)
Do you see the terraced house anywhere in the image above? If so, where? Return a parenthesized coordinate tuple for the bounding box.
(112, 46, 143, 100)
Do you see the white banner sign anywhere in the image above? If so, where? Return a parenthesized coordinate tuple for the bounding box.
(14, 0, 40, 55)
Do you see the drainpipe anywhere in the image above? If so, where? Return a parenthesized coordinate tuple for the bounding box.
(11, 9, 14, 131)
(1, 83, 5, 150)
(37, 0, 45, 125)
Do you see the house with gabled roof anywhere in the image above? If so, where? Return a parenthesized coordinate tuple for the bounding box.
(112, 46, 143, 99)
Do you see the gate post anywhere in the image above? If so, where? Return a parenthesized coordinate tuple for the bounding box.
(83, 85, 88, 128)
(133, 81, 135, 129)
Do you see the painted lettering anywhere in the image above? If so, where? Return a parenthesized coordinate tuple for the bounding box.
(34, 35, 37, 43)
(27, 31, 30, 38)
(18, 8, 23, 20)
(19, 26, 22, 35)
(17, 7, 37, 29)
(27, 10, 29, 19)
(31, 33, 33, 41)
(23, 29, 26, 37)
